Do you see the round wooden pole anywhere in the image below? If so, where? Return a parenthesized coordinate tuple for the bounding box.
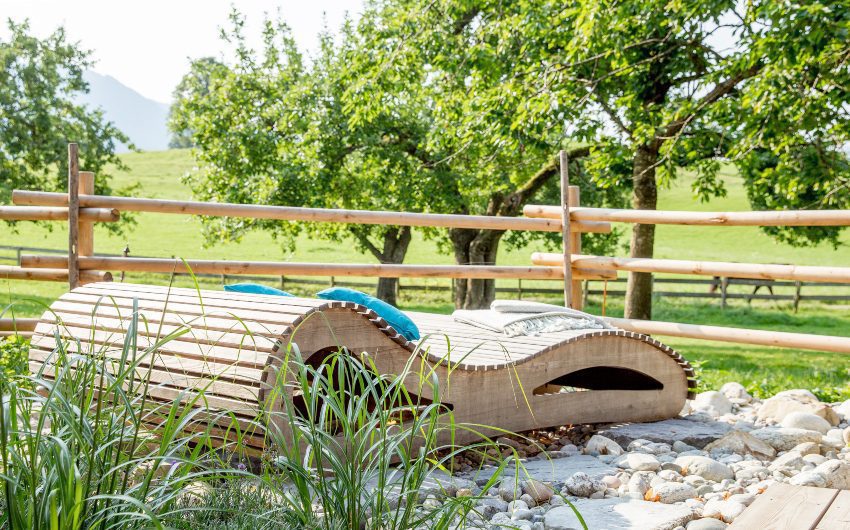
(524, 204, 850, 227)
(67, 143, 80, 289)
(10, 190, 610, 233)
(531, 252, 850, 284)
(0, 207, 119, 222)
(20, 255, 616, 281)
(559, 150, 572, 308)
(605, 316, 850, 354)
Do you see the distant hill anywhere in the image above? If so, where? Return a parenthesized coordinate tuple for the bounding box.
(75, 71, 171, 152)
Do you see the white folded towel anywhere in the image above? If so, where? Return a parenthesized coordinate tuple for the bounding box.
(452, 300, 611, 337)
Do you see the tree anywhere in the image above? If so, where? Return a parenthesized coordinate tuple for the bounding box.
(170, 13, 455, 306)
(0, 19, 129, 204)
(167, 57, 224, 149)
(349, 0, 850, 317)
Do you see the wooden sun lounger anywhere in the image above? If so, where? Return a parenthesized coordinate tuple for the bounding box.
(28, 282, 696, 451)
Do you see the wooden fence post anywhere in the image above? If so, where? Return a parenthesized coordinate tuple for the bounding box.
(67, 143, 80, 290)
(569, 185, 583, 310)
(559, 151, 573, 308)
(77, 171, 95, 285)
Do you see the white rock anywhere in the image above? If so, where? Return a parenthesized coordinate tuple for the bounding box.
(627, 453, 661, 472)
(693, 391, 733, 417)
(628, 438, 673, 455)
(768, 451, 806, 472)
(687, 519, 728, 530)
(789, 470, 827, 487)
(720, 382, 752, 403)
(814, 459, 850, 489)
(675, 456, 734, 482)
(727, 493, 756, 506)
(703, 498, 746, 522)
(522, 479, 553, 504)
(508, 499, 529, 513)
(757, 394, 840, 426)
(835, 400, 850, 421)
(584, 435, 624, 456)
(781, 412, 832, 434)
(563, 472, 604, 498)
(803, 454, 828, 466)
(543, 499, 695, 530)
(601, 475, 621, 489)
(750, 427, 822, 452)
(791, 441, 820, 456)
(703, 430, 775, 459)
(648, 482, 698, 503)
(844, 427, 850, 445)
(628, 472, 654, 496)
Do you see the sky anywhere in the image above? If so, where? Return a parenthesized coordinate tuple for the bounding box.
(2, 0, 365, 104)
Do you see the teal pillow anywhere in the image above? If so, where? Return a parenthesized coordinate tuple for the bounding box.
(224, 283, 294, 297)
(316, 287, 420, 341)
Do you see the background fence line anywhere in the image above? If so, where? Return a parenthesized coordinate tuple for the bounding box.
(2, 144, 850, 352)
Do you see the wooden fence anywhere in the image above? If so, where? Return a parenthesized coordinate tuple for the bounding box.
(2, 143, 850, 353)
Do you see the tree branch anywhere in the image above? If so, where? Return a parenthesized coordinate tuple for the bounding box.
(500, 145, 591, 215)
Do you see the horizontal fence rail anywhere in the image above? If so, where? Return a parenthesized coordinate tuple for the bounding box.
(20, 255, 615, 281)
(525, 204, 850, 226)
(531, 253, 850, 284)
(0, 206, 119, 222)
(606, 317, 850, 353)
(4, 144, 850, 355)
(12, 190, 610, 234)
(0, 265, 111, 283)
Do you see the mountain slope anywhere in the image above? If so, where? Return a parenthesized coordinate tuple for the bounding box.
(76, 71, 171, 152)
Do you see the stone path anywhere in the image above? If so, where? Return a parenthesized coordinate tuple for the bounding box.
(424, 384, 850, 530)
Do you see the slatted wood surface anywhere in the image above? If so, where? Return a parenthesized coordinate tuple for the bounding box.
(729, 483, 847, 530)
(30, 282, 697, 450)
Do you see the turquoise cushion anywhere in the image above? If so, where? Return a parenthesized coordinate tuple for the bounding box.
(316, 287, 420, 341)
(224, 283, 294, 297)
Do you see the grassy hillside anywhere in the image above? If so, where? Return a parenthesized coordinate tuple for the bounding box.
(2, 149, 849, 399)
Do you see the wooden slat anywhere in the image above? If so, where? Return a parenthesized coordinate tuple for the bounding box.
(31, 330, 268, 370)
(48, 300, 294, 337)
(30, 339, 263, 384)
(30, 348, 260, 401)
(37, 314, 278, 353)
(816, 490, 850, 529)
(729, 483, 838, 530)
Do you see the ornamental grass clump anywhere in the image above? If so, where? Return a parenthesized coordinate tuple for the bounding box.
(0, 293, 519, 529)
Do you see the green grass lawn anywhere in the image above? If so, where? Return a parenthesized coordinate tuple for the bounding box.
(2, 149, 849, 400)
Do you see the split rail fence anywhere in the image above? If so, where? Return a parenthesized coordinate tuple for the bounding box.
(3, 144, 850, 354)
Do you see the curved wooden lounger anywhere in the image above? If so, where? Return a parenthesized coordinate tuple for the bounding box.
(29, 282, 696, 451)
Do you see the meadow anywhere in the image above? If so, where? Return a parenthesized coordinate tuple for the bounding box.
(2, 149, 849, 400)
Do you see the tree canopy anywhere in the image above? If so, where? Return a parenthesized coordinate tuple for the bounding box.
(347, 0, 850, 316)
(0, 19, 129, 204)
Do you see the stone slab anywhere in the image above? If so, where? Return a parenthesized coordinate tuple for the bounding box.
(466, 455, 617, 482)
(597, 419, 732, 449)
(543, 498, 696, 530)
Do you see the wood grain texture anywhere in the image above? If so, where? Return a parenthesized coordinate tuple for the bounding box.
(523, 204, 850, 226)
(729, 483, 838, 530)
(30, 282, 694, 450)
(816, 490, 850, 530)
(67, 143, 80, 290)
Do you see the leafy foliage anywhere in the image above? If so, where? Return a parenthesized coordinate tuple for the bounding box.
(0, 20, 129, 204)
(0, 335, 28, 386)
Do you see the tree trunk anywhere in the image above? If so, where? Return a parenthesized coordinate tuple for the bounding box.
(375, 226, 412, 306)
(450, 227, 504, 309)
(352, 226, 412, 306)
(625, 145, 659, 320)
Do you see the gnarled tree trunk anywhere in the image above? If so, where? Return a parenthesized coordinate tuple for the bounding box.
(625, 145, 659, 320)
(450, 227, 505, 309)
(353, 226, 412, 306)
